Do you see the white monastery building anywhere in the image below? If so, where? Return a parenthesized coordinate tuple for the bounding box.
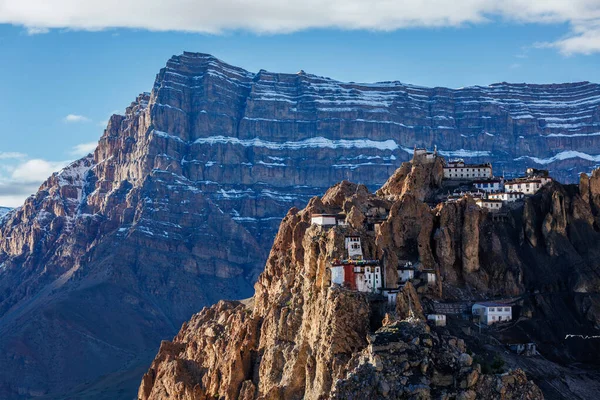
(329, 259, 382, 293)
(345, 236, 363, 259)
(475, 198, 503, 212)
(330, 264, 345, 287)
(505, 178, 552, 195)
(382, 288, 399, 306)
(398, 262, 415, 283)
(356, 265, 382, 293)
(422, 270, 437, 285)
(443, 160, 493, 180)
(473, 178, 504, 193)
(311, 213, 347, 226)
(472, 302, 512, 325)
(488, 192, 525, 202)
(427, 314, 447, 326)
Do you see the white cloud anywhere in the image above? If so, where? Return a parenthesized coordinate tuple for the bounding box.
(26, 26, 49, 35)
(10, 159, 70, 183)
(0, 157, 71, 207)
(64, 114, 90, 123)
(0, 152, 27, 160)
(70, 142, 97, 157)
(1, 1, 600, 54)
(536, 20, 600, 55)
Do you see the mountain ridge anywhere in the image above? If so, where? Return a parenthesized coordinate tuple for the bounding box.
(1, 51, 600, 398)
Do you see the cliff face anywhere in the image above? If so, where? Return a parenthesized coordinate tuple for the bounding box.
(2, 52, 600, 398)
(142, 157, 600, 399)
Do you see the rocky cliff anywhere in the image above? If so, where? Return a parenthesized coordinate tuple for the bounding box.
(1, 52, 600, 398)
(140, 156, 600, 399)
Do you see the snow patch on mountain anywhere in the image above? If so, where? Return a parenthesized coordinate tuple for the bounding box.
(438, 149, 491, 158)
(193, 135, 399, 151)
(516, 151, 600, 165)
(0, 207, 12, 219)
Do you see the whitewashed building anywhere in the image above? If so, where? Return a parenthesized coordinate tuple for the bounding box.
(330, 264, 345, 286)
(345, 236, 363, 259)
(356, 265, 382, 293)
(427, 314, 447, 326)
(472, 302, 512, 325)
(443, 160, 493, 180)
(475, 198, 503, 212)
(422, 270, 437, 285)
(398, 262, 415, 283)
(473, 179, 504, 193)
(311, 213, 347, 226)
(382, 288, 399, 306)
(505, 178, 552, 195)
(488, 192, 525, 202)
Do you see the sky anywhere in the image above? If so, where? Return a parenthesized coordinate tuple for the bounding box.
(1, 0, 600, 207)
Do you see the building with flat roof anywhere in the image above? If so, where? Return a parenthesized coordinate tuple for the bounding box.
(505, 177, 552, 195)
(443, 159, 493, 180)
(472, 302, 512, 325)
(475, 198, 503, 212)
(427, 314, 447, 326)
(345, 236, 363, 259)
(311, 213, 347, 227)
(488, 192, 524, 202)
(473, 178, 504, 193)
(329, 259, 382, 293)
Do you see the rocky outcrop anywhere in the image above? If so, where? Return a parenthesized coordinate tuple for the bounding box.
(377, 156, 444, 202)
(2, 52, 600, 398)
(139, 170, 571, 399)
(330, 322, 543, 400)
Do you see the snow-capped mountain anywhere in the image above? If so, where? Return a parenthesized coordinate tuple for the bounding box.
(1, 52, 600, 398)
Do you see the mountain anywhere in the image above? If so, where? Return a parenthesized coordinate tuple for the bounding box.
(139, 155, 600, 400)
(1, 51, 600, 398)
(0, 207, 11, 218)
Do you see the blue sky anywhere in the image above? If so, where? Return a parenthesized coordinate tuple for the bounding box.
(1, 1, 600, 206)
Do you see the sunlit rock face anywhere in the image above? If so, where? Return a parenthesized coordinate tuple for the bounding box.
(1, 51, 600, 398)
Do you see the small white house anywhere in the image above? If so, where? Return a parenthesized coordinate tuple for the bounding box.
(398, 262, 415, 283)
(382, 288, 399, 306)
(488, 192, 524, 202)
(355, 265, 382, 293)
(472, 302, 512, 325)
(422, 270, 437, 285)
(427, 314, 447, 326)
(505, 177, 552, 195)
(330, 264, 345, 286)
(345, 236, 363, 259)
(473, 179, 504, 193)
(475, 198, 503, 212)
(311, 213, 346, 226)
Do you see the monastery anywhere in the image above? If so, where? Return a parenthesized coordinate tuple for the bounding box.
(308, 147, 537, 334)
